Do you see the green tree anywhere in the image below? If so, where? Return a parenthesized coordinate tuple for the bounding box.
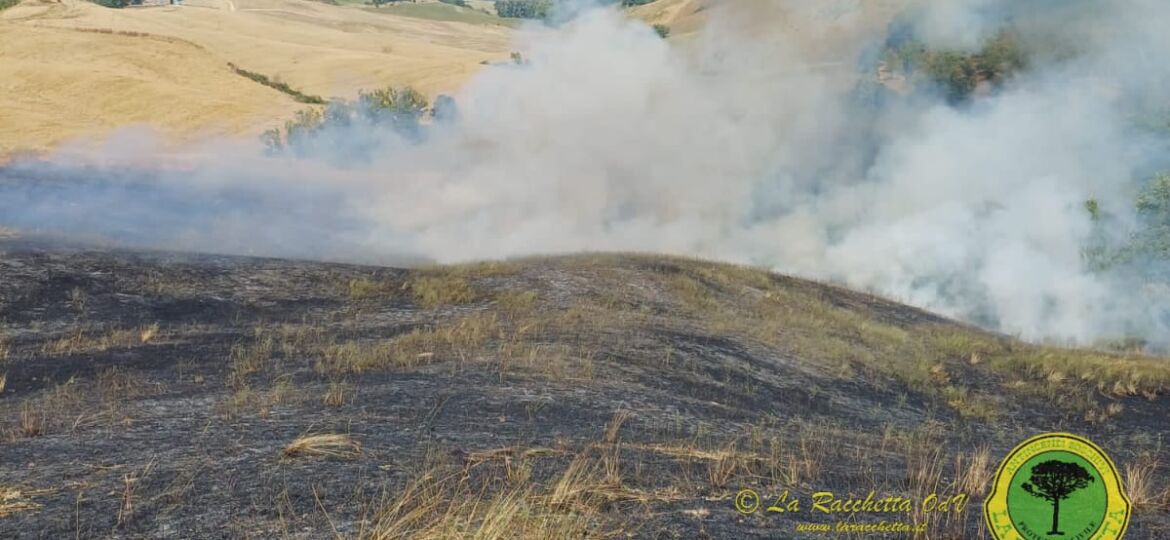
(1021, 460, 1095, 536)
(495, 0, 551, 19)
(261, 85, 433, 158)
(884, 29, 1027, 103)
(1136, 172, 1170, 221)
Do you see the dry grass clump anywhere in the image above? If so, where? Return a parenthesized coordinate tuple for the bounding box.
(425, 260, 523, 279)
(220, 376, 298, 419)
(1125, 452, 1168, 511)
(495, 290, 539, 319)
(40, 323, 161, 356)
(408, 275, 477, 308)
(323, 380, 350, 408)
(360, 456, 620, 540)
(9, 381, 85, 439)
(347, 276, 399, 301)
(228, 332, 276, 390)
(317, 313, 501, 374)
(117, 459, 157, 527)
(0, 486, 52, 518)
(952, 445, 993, 498)
(903, 442, 986, 538)
(95, 366, 158, 403)
(282, 434, 363, 460)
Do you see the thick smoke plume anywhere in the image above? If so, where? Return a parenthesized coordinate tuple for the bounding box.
(2, 0, 1168, 346)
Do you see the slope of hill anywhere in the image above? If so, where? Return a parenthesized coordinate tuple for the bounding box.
(0, 239, 1167, 537)
(0, 22, 304, 153)
(0, 0, 513, 152)
(627, 0, 705, 35)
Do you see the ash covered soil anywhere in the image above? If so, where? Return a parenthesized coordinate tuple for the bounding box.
(0, 238, 1168, 538)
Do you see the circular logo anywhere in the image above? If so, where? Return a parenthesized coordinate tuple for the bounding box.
(985, 433, 1131, 540)
(734, 489, 760, 515)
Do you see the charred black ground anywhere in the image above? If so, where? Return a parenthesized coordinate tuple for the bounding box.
(0, 237, 1167, 539)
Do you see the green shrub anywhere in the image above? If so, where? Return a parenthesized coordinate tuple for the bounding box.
(262, 85, 431, 157)
(496, 0, 550, 19)
(1084, 172, 1170, 271)
(652, 24, 670, 39)
(883, 30, 1027, 103)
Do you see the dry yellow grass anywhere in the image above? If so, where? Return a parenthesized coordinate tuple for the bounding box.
(0, 486, 53, 518)
(1, 0, 512, 152)
(359, 451, 646, 540)
(1125, 452, 1168, 511)
(630, 0, 913, 58)
(282, 433, 363, 460)
(323, 380, 349, 407)
(0, 21, 301, 152)
(11, 380, 84, 439)
(408, 275, 478, 307)
(627, 0, 706, 36)
(40, 323, 161, 356)
(316, 312, 501, 374)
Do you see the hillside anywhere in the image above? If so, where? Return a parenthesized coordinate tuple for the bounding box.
(630, 0, 911, 59)
(0, 22, 305, 153)
(0, 0, 513, 152)
(1, 237, 1167, 538)
(0, 0, 929, 154)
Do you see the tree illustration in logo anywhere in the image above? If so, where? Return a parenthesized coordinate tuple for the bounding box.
(1021, 460, 1096, 535)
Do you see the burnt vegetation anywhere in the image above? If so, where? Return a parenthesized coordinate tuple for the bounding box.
(0, 238, 1168, 538)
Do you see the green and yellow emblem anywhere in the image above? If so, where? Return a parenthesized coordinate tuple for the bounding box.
(985, 433, 1130, 539)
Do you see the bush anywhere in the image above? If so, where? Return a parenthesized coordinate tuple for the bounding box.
(653, 24, 670, 39)
(438, 0, 466, 6)
(1084, 172, 1170, 271)
(371, 0, 413, 7)
(1125, 173, 1170, 262)
(0, 0, 21, 11)
(496, 0, 550, 19)
(262, 86, 433, 160)
(883, 30, 1027, 103)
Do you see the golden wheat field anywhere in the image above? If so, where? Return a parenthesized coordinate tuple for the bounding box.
(0, 0, 515, 152)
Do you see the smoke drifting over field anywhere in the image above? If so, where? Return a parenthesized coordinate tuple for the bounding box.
(2, 0, 1168, 345)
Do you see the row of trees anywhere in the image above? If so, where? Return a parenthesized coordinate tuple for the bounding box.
(495, 0, 551, 19)
(495, 0, 657, 20)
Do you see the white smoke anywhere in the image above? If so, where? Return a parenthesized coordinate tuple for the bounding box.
(2, 0, 1168, 345)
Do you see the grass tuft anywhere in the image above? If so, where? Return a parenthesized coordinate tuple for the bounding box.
(408, 275, 477, 308)
(283, 434, 363, 460)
